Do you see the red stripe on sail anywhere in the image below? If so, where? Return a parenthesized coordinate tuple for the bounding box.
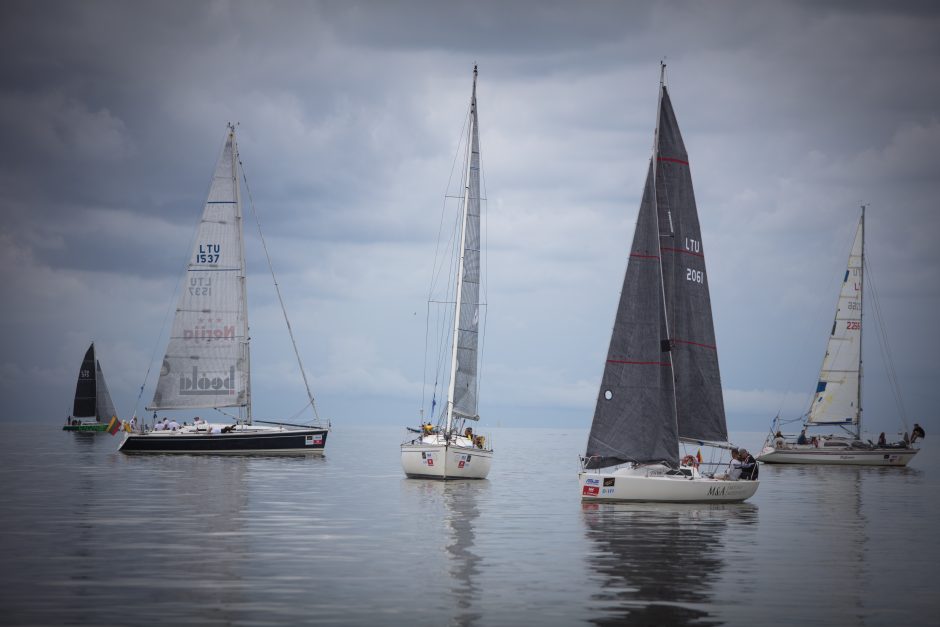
(607, 359, 671, 366)
(672, 338, 717, 350)
(661, 246, 704, 258)
(657, 156, 689, 165)
(630, 253, 660, 259)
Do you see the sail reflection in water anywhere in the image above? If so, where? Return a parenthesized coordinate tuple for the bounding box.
(444, 482, 485, 627)
(582, 503, 757, 626)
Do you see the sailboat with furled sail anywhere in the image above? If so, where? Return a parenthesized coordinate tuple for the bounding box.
(64, 342, 119, 432)
(757, 207, 920, 465)
(401, 66, 493, 479)
(579, 65, 758, 502)
(120, 124, 329, 454)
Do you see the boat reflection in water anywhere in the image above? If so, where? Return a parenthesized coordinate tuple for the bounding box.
(582, 502, 757, 626)
(443, 481, 485, 627)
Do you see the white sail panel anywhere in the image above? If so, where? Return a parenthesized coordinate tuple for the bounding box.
(808, 219, 863, 425)
(150, 129, 249, 410)
(452, 86, 482, 421)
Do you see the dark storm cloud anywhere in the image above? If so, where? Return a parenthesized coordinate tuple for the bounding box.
(1, 1, 939, 430)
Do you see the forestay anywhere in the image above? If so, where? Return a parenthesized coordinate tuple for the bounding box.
(807, 218, 863, 426)
(150, 129, 249, 410)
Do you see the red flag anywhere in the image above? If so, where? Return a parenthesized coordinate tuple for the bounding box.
(107, 415, 121, 435)
(696, 450, 703, 464)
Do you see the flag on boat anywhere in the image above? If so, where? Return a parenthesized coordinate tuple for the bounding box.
(107, 415, 122, 435)
(697, 450, 703, 464)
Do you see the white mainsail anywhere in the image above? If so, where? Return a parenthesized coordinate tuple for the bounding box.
(149, 127, 250, 411)
(807, 218, 863, 428)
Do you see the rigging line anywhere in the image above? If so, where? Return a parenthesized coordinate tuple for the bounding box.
(865, 254, 909, 431)
(237, 154, 321, 424)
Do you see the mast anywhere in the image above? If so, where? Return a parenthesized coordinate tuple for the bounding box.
(857, 204, 865, 439)
(445, 65, 477, 439)
(652, 61, 681, 443)
(232, 124, 252, 425)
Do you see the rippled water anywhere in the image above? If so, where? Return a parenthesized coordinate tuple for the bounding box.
(1, 425, 936, 625)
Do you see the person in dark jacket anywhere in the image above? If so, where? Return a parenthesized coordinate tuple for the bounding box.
(738, 449, 759, 481)
(911, 423, 926, 444)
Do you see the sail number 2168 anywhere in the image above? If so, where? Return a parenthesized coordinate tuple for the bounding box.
(686, 268, 704, 284)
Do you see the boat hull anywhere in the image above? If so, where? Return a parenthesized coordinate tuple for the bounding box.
(63, 423, 109, 433)
(119, 427, 328, 454)
(401, 441, 492, 479)
(757, 446, 917, 466)
(579, 470, 759, 503)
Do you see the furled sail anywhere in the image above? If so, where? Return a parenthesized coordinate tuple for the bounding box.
(73, 343, 97, 418)
(451, 70, 482, 421)
(655, 87, 728, 443)
(95, 360, 118, 422)
(807, 218, 863, 425)
(150, 128, 249, 410)
(585, 164, 679, 468)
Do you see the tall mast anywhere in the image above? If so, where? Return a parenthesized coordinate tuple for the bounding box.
(232, 124, 252, 425)
(445, 65, 478, 438)
(857, 204, 865, 439)
(652, 61, 681, 445)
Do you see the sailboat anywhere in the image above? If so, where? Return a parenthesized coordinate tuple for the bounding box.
(578, 65, 758, 503)
(401, 66, 493, 479)
(63, 342, 119, 432)
(757, 207, 919, 465)
(120, 124, 329, 454)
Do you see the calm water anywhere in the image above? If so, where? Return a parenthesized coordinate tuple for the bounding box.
(1, 425, 937, 626)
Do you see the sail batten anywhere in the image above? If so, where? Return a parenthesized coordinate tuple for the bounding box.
(150, 128, 249, 411)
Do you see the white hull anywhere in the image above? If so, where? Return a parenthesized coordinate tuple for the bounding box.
(758, 446, 917, 466)
(579, 465, 758, 503)
(401, 435, 492, 479)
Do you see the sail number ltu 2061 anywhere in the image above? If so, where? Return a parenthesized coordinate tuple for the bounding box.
(686, 268, 704, 284)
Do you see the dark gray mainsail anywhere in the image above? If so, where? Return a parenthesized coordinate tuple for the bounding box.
(585, 165, 678, 468)
(95, 360, 118, 422)
(72, 343, 97, 418)
(585, 75, 727, 469)
(449, 67, 482, 423)
(655, 87, 727, 443)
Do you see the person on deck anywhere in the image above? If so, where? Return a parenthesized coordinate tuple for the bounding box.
(722, 449, 743, 480)
(773, 431, 785, 448)
(797, 429, 808, 445)
(912, 423, 926, 444)
(167, 419, 180, 431)
(739, 449, 759, 480)
(877, 432, 887, 446)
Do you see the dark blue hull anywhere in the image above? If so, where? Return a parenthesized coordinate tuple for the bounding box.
(119, 428, 328, 454)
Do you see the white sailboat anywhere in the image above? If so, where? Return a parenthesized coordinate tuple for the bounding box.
(578, 65, 759, 503)
(120, 124, 329, 454)
(757, 207, 919, 466)
(401, 66, 493, 479)
(64, 342, 119, 432)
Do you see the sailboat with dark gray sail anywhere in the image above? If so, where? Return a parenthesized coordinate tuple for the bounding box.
(64, 342, 119, 432)
(579, 65, 758, 502)
(120, 124, 329, 454)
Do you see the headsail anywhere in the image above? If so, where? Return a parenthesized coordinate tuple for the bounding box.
(448, 67, 483, 424)
(150, 126, 250, 411)
(585, 163, 678, 469)
(807, 216, 863, 427)
(655, 87, 727, 443)
(73, 343, 97, 419)
(95, 360, 118, 422)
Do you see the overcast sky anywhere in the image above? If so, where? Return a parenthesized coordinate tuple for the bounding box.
(1, 1, 938, 436)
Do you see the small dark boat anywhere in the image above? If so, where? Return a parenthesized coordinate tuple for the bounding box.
(64, 343, 118, 433)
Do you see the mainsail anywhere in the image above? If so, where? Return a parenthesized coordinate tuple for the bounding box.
(448, 67, 482, 424)
(807, 217, 863, 427)
(150, 127, 250, 411)
(73, 344, 97, 418)
(585, 75, 727, 469)
(655, 88, 727, 443)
